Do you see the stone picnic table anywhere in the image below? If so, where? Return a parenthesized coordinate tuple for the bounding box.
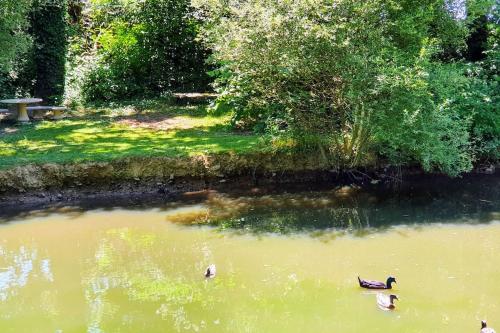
(0, 98, 43, 122)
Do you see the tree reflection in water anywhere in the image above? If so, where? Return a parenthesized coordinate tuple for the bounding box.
(165, 182, 500, 236)
(83, 228, 230, 332)
(0, 245, 53, 302)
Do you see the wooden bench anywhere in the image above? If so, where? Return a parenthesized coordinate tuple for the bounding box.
(27, 106, 67, 120)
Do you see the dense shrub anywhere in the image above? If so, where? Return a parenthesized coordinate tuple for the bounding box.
(196, 0, 498, 175)
(0, 0, 32, 98)
(0, 0, 67, 103)
(30, 0, 68, 104)
(0, 0, 32, 72)
(79, 0, 211, 102)
(466, 43, 500, 160)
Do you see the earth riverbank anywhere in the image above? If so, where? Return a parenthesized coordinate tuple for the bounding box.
(0, 152, 497, 213)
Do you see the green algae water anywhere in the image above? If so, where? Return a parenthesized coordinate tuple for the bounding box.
(0, 176, 499, 332)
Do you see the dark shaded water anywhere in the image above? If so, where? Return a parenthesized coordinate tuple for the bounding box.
(2, 174, 499, 233)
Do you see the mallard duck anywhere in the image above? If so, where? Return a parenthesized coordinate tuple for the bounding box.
(358, 276, 396, 289)
(376, 293, 398, 310)
(481, 320, 496, 333)
(205, 264, 216, 278)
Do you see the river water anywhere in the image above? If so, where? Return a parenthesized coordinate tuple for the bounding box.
(0, 175, 499, 332)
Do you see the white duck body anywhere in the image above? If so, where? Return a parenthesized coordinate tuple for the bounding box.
(481, 321, 496, 333)
(376, 293, 398, 310)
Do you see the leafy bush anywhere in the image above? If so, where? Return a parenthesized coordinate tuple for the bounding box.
(0, 0, 32, 73)
(465, 45, 500, 160)
(0, 0, 67, 103)
(0, 0, 32, 98)
(373, 60, 474, 176)
(79, 0, 211, 102)
(196, 0, 497, 175)
(30, 0, 68, 104)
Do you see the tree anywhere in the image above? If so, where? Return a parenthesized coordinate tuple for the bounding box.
(79, 0, 211, 101)
(195, 0, 492, 175)
(0, 0, 32, 98)
(0, 0, 32, 72)
(31, 0, 68, 103)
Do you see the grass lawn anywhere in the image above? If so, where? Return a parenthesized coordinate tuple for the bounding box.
(0, 101, 263, 169)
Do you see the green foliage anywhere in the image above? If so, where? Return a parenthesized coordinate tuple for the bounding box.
(0, 0, 32, 98)
(0, 0, 32, 73)
(30, 1, 68, 104)
(1, 0, 497, 176)
(196, 0, 498, 175)
(368, 56, 475, 176)
(465, 46, 500, 159)
(78, 0, 211, 102)
(0, 0, 68, 102)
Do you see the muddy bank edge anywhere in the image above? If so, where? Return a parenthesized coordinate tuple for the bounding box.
(0, 153, 496, 207)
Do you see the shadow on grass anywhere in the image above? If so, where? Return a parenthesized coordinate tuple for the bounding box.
(83, 103, 214, 120)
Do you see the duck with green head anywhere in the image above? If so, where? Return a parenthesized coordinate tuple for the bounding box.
(358, 276, 396, 289)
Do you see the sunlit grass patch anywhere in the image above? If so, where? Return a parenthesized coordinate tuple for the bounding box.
(0, 103, 263, 169)
(0, 142, 16, 156)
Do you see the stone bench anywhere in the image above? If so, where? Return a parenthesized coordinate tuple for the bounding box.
(0, 108, 13, 120)
(27, 106, 67, 120)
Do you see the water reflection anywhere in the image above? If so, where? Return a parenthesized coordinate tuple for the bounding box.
(0, 245, 53, 301)
(83, 228, 229, 332)
(165, 185, 500, 235)
(2, 175, 492, 236)
(2, 174, 499, 235)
